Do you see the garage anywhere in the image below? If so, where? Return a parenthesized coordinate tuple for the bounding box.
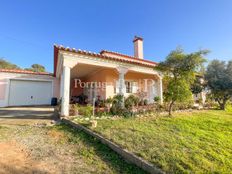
(8, 80, 52, 106)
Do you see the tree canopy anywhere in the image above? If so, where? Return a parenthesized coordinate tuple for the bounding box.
(155, 48, 208, 115)
(0, 58, 46, 73)
(0, 58, 21, 70)
(205, 60, 232, 110)
(25, 64, 46, 72)
(191, 76, 205, 94)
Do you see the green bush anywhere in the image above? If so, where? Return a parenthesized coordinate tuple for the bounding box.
(125, 95, 139, 109)
(121, 108, 133, 117)
(105, 97, 113, 104)
(172, 100, 194, 110)
(154, 96, 160, 102)
(110, 94, 133, 117)
(98, 100, 105, 107)
(134, 96, 140, 107)
(75, 104, 93, 117)
(144, 99, 148, 105)
(110, 94, 124, 115)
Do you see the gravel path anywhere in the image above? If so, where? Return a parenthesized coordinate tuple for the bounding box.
(0, 121, 146, 174)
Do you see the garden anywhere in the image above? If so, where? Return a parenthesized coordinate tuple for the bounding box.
(65, 48, 232, 174)
(79, 110, 232, 173)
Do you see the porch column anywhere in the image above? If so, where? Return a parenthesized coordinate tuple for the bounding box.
(61, 66, 71, 116)
(158, 76, 163, 104)
(116, 67, 128, 95)
(59, 73, 64, 99)
(59, 57, 78, 116)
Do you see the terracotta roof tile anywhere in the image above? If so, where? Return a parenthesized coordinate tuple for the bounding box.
(0, 69, 52, 76)
(100, 50, 158, 65)
(54, 45, 158, 75)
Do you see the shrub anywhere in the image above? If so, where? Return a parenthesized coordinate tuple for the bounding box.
(154, 96, 160, 102)
(204, 94, 218, 109)
(144, 99, 148, 105)
(125, 95, 138, 109)
(110, 94, 124, 115)
(134, 96, 140, 107)
(121, 108, 133, 117)
(97, 100, 105, 107)
(105, 97, 113, 104)
(110, 94, 133, 117)
(172, 100, 194, 110)
(105, 97, 113, 112)
(76, 104, 93, 117)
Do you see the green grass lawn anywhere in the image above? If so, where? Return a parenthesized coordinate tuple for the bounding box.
(54, 124, 147, 174)
(85, 110, 232, 174)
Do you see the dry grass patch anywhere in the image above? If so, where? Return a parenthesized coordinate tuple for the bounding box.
(0, 123, 146, 174)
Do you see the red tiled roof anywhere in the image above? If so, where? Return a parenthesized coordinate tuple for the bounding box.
(0, 69, 52, 76)
(100, 50, 158, 65)
(54, 45, 158, 76)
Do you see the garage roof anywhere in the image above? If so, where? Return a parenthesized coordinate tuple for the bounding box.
(0, 69, 52, 76)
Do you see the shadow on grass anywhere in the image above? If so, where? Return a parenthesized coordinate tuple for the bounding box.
(54, 123, 147, 174)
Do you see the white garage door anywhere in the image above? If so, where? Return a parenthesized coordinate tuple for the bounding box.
(9, 80, 52, 106)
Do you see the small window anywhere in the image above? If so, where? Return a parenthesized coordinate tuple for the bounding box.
(125, 81, 132, 93)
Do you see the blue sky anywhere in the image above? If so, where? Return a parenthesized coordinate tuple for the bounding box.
(0, 0, 232, 72)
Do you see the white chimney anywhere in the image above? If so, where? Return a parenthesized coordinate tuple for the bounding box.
(133, 36, 143, 59)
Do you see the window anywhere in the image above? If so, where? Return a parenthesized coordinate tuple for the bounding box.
(125, 81, 132, 93)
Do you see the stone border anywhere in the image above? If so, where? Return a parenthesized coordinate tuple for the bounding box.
(62, 118, 165, 174)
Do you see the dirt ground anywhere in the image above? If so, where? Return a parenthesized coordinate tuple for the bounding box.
(0, 123, 73, 174)
(0, 141, 55, 174)
(0, 114, 145, 174)
(0, 107, 57, 174)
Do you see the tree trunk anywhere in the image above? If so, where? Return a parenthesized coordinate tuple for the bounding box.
(218, 99, 227, 110)
(218, 103, 223, 110)
(168, 101, 175, 116)
(220, 103, 225, 110)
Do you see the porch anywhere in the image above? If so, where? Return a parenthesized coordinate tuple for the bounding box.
(55, 46, 163, 116)
(70, 63, 161, 103)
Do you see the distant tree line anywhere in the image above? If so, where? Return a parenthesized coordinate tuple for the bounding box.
(0, 58, 46, 72)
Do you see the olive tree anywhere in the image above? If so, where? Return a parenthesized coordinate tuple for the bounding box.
(155, 48, 208, 115)
(205, 60, 232, 110)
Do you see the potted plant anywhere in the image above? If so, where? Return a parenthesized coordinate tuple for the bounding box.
(105, 97, 113, 112)
(154, 96, 160, 103)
